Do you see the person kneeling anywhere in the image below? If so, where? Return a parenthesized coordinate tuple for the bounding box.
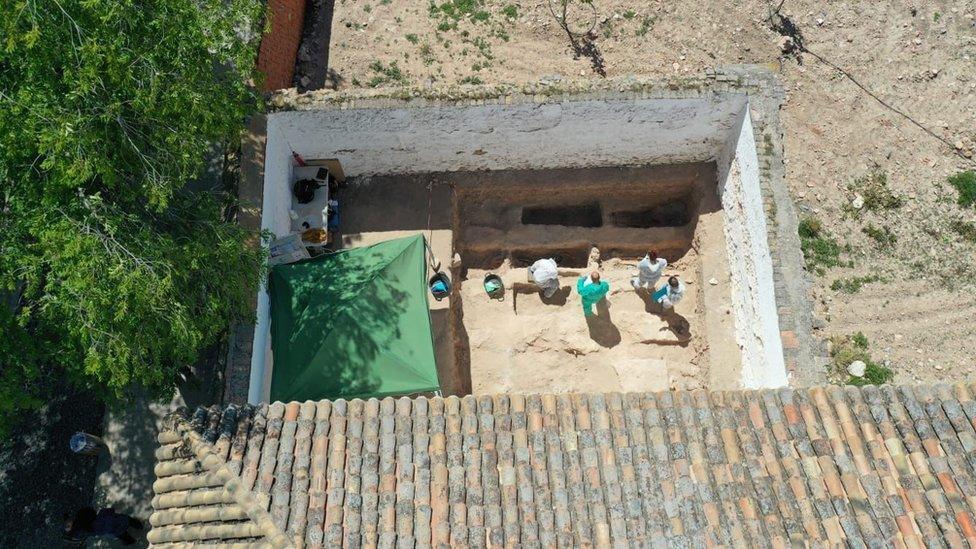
(653, 276, 685, 310)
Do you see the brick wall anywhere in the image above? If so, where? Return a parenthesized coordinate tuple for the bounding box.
(256, 0, 306, 91)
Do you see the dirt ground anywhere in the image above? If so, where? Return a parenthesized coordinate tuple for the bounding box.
(462, 253, 710, 395)
(327, 0, 976, 385)
(336, 164, 741, 395)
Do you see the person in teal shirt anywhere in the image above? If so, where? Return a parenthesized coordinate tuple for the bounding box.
(576, 271, 610, 316)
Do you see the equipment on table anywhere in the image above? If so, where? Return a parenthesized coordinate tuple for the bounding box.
(301, 227, 329, 245)
(293, 178, 325, 204)
(327, 199, 340, 231)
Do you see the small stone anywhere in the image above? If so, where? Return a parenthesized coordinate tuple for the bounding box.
(708, 278, 719, 285)
(816, 17, 824, 26)
(935, 364, 944, 371)
(852, 194, 864, 209)
(894, 334, 903, 340)
(672, 62, 680, 71)
(913, 38, 922, 45)
(908, 192, 916, 199)
(848, 360, 867, 377)
(956, 141, 966, 150)
(778, 36, 795, 53)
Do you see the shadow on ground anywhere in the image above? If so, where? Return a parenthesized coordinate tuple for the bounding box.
(0, 388, 104, 547)
(636, 289, 693, 346)
(89, 346, 223, 549)
(585, 298, 622, 348)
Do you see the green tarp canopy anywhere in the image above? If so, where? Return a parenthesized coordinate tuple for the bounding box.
(269, 234, 440, 402)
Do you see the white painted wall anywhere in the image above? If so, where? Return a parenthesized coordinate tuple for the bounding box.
(249, 94, 787, 403)
(716, 105, 788, 388)
(267, 97, 747, 177)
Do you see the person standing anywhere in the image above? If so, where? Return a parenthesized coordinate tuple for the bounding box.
(653, 275, 686, 309)
(577, 271, 610, 316)
(631, 250, 667, 290)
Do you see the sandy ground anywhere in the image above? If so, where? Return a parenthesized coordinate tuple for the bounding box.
(327, 0, 976, 384)
(462, 253, 707, 395)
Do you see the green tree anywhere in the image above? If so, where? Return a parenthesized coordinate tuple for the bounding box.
(0, 0, 266, 432)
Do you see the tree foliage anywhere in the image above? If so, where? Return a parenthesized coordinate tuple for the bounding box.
(0, 0, 266, 432)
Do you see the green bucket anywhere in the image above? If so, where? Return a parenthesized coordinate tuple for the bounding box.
(483, 273, 504, 298)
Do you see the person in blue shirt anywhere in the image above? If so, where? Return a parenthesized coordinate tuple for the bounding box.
(653, 276, 686, 309)
(576, 271, 610, 316)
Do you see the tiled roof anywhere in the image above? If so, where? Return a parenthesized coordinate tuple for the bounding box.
(150, 384, 976, 547)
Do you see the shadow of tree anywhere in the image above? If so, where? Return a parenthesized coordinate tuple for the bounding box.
(585, 299, 621, 348)
(269, 240, 424, 401)
(0, 388, 104, 547)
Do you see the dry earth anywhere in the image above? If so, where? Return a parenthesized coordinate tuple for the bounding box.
(326, 0, 976, 386)
(462, 255, 710, 396)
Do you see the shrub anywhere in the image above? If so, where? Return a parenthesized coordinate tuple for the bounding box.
(830, 275, 882, 294)
(949, 170, 976, 208)
(862, 224, 897, 249)
(635, 15, 656, 37)
(951, 220, 976, 243)
(849, 169, 904, 211)
(847, 362, 896, 387)
(829, 333, 893, 386)
(798, 216, 822, 239)
(798, 216, 842, 274)
(367, 60, 407, 87)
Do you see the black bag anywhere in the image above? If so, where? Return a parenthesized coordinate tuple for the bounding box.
(293, 178, 322, 204)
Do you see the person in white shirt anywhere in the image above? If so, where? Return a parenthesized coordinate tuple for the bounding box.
(653, 276, 685, 309)
(527, 258, 560, 298)
(631, 250, 667, 290)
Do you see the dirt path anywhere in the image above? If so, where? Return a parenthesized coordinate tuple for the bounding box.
(327, 0, 976, 385)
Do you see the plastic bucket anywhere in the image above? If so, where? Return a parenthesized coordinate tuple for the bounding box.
(429, 272, 451, 301)
(483, 274, 504, 298)
(70, 432, 105, 455)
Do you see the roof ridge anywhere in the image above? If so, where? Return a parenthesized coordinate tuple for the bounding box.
(148, 409, 294, 548)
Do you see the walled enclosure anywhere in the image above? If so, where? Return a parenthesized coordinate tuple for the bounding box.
(251, 88, 789, 403)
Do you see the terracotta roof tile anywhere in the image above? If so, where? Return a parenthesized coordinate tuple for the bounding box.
(149, 385, 976, 547)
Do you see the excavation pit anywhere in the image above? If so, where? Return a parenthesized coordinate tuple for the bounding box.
(320, 163, 735, 396)
(250, 88, 790, 402)
(521, 204, 604, 228)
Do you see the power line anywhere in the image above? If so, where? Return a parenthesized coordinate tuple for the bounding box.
(768, 2, 975, 166)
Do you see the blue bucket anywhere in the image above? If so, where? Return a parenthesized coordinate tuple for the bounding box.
(429, 272, 451, 301)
